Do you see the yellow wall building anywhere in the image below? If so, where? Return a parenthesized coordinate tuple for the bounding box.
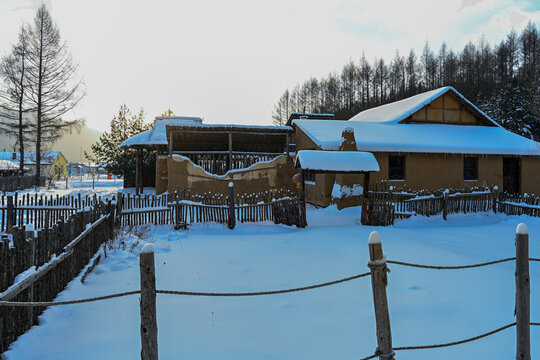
(294, 87, 540, 207)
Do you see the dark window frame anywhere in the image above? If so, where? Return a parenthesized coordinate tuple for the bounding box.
(388, 155, 405, 180)
(305, 171, 316, 184)
(463, 157, 478, 181)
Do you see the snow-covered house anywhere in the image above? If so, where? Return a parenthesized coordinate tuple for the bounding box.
(0, 151, 67, 180)
(294, 86, 540, 206)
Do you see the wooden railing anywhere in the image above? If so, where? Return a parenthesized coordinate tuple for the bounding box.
(1, 193, 104, 232)
(0, 176, 45, 192)
(368, 182, 540, 222)
(173, 151, 286, 175)
(0, 201, 115, 352)
(117, 187, 304, 229)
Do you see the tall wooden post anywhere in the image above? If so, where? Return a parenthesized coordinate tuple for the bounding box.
(442, 190, 449, 220)
(136, 148, 143, 195)
(361, 172, 371, 225)
(492, 186, 499, 214)
(26, 224, 35, 325)
(515, 223, 530, 360)
(300, 169, 307, 227)
(140, 244, 158, 360)
(6, 195, 14, 233)
(228, 132, 233, 172)
(368, 231, 394, 360)
(227, 182, 236, 229)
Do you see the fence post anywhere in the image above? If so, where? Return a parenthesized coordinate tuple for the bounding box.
(228, 182, 236, 230)
(140, 243, 158, 360)
(25, 224, 35, 325)
(442, 190, 448, 220)
(368, 231, 394, 360)
(492, 186, 499, 214)
(6, 195, 14, 233)
(515, 223, 530, 360)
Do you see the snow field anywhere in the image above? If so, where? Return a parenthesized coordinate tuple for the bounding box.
(3, 205, 540, 360)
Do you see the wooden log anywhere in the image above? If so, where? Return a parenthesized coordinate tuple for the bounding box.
(139, 244, 158, 360)
(515, 223, 530, 360)
(368, 231, 394, 360)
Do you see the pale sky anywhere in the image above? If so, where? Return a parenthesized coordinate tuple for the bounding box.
(0, 0, 539, 132)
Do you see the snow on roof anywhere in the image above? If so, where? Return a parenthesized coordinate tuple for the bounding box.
(294, 120, 540, 155)
(0, 151, 61, 165)
(349, 86, 500, 127)
(121, 117, 203, 147)
(295, 150, 380, 172)
(0, 159, 20, 170)
(121, 116, 292, 147)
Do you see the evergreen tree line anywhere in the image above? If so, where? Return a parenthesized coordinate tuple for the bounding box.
(272, 22, 540, 140)
(0, 4, 84, 183)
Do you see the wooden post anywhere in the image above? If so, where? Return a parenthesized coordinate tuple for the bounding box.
(136, 148, 143, 195)
(368, 231, 394, 360)
(6, 195, 14, 233)
(361, 172, 371, 225)
(140, 244, 158, 360)
(492, 186, 499, 214)
(227, 182, 236, 229)
(25, 224, 35, 325)
(515, 223, 530, 360)
(442, 190, 449, 220)
(300, 170, 307, 227)
(228, 132, 233, 172)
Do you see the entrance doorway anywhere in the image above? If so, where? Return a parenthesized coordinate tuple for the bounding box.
(503, 157, 520, 194)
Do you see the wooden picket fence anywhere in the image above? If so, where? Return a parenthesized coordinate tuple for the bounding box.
(0, 176, 45, 192)
(117, 186, 304, 229)
(0, 201, 115, 352)
(368, 182, 540, 222)
(1, 193, 103, 232)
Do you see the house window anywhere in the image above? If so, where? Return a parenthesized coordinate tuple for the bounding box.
(463, 157, 478, 180)
(389, 155, 405, 180)
(305, 171, 316, 185)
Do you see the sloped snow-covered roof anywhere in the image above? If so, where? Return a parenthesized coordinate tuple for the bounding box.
(0, 159, 19, 170)
(121, 117, 204, 147)
(349, 86, 500, 127)
(295, 150, 380, 172)
(294, 120, 540, 155)
(0, 151, 62, 165)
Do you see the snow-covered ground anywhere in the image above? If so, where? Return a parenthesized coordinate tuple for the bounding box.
(3, 206, 540, 360)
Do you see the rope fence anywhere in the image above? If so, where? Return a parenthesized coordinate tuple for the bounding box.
(1, 224, 538, 359)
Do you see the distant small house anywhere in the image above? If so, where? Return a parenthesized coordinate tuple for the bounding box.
(0, 151, 68, 180)
(294, 86, 540, 206)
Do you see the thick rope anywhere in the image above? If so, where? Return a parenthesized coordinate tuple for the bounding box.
(387, 257, 515, 270)
(0, 290, 141, 307)
(358, 352, 379, 360)
(393, 322, 516, 350)
(156, 272, 371, 297)
(0, 272, 371, 306)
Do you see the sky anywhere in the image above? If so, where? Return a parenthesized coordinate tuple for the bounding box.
(0, 0, 539, 132)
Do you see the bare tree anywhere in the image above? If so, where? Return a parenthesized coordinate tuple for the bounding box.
(0, 26, 32, 174)
(25, 4, 85, 183)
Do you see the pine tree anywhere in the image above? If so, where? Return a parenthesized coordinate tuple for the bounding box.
(86, 105, 152, 186)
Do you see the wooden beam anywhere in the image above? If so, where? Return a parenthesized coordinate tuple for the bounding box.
(228, 132, 232, 171)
